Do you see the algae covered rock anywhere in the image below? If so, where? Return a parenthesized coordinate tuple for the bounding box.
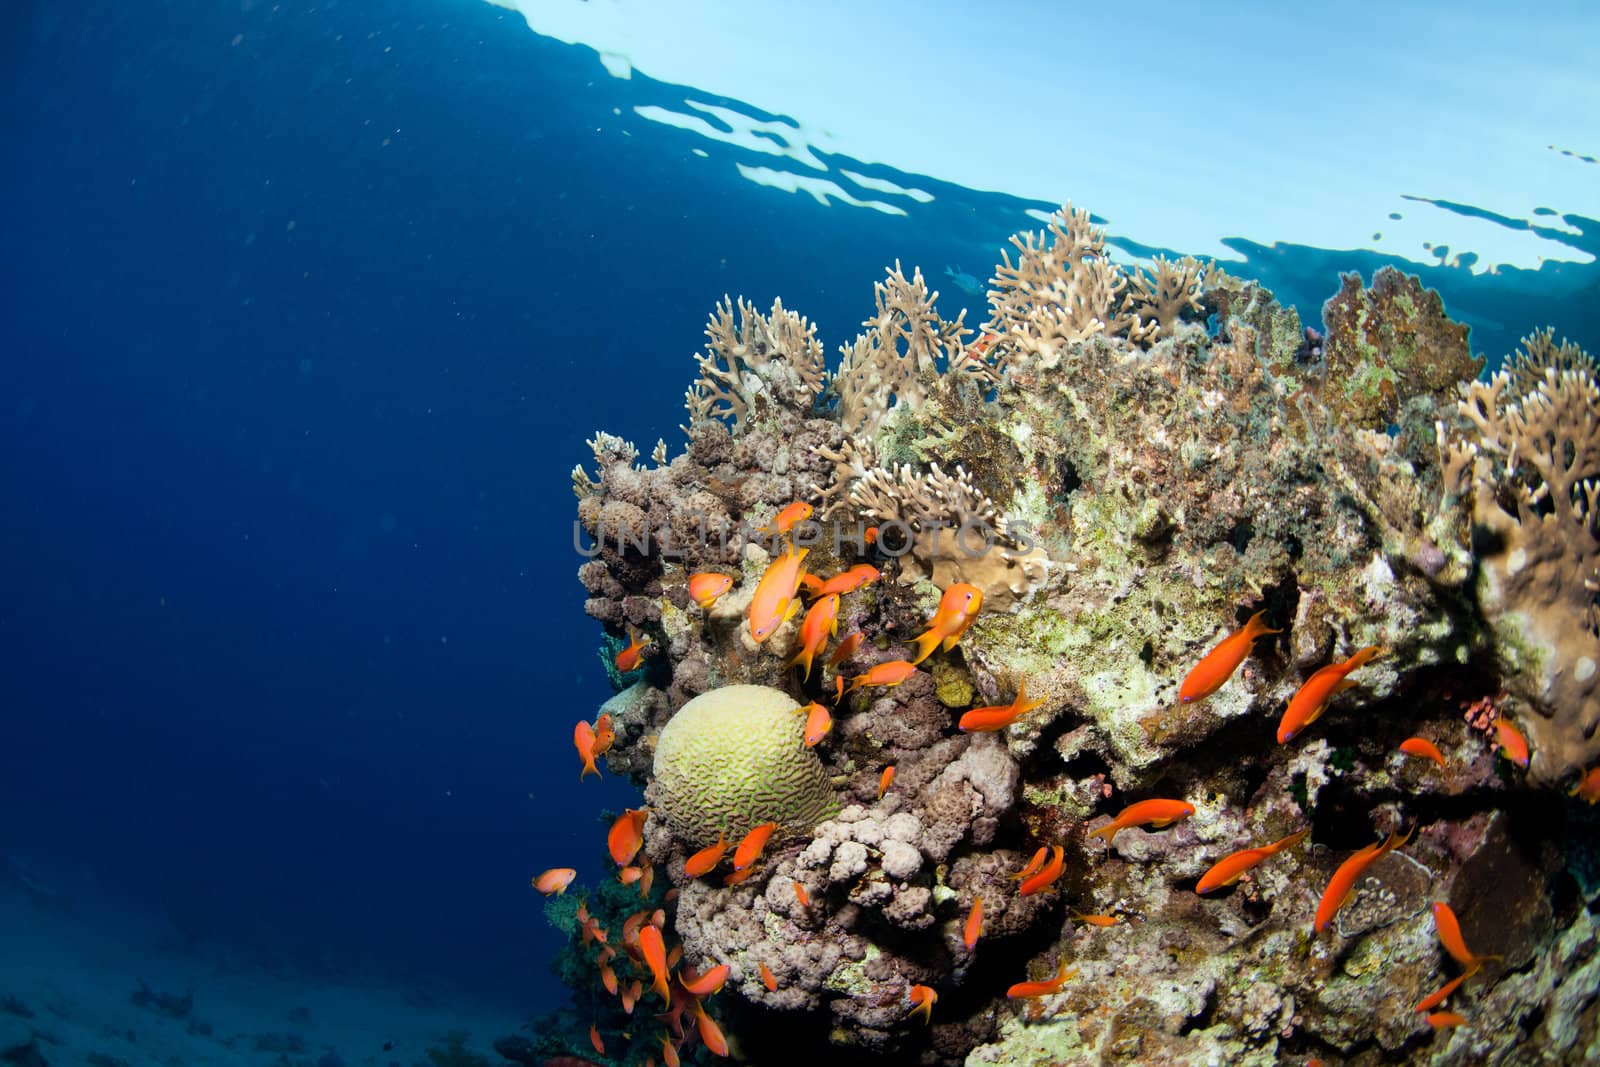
(651, 684, 838, 847)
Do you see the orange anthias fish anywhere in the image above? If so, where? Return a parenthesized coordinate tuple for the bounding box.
(684, 833, 728, 878)
(1494, 718, 1530, 767)
(1427, 1011, 1468, 1029)
(1572, 766, 1600, 803)
(1432, 902, 1502, 971)
(759, 961, 778, 992)
(1314, 826, 1412, 933)
(792, 879, 810, 908)
(963, 897, 984, 949)
(638, 922, 672, 1003)
(787, 594, 840, 681)
(877, 765, 895, 799)
(589, 1023, 604, 1054)
(615, 623, 652, 672)
(816, 564, 880, 597)
(844, 659, 919, 693)
(574, 719, 601, 779)
(910, 583, 983, 665)
(661, 1033, 680, 1067)
(733, 822, 780, 871)
(620, 978, 641, 1014)
(693, 1000, 729, 1056)
(749, 543, 810, 643)
(1089, 799, 1196, 845)
(1010, 846, 1048, 881)
(1415, 972, 1473, 1013)
(1399, 737, 1448, 768)
(687, 572, 733, 610)
(532, 867, 577, 895)
(592, 713, 615, 757)
(1278, 646, 1382, 743)
(1179, 610, 1280, 704)
(1195, 828, 1309, 894)
(1019, 845, 1065, 896)
(1006, 960, 1078, 999)
(830, 631, 865, 666)
(959, 681, 1046, 732)
(799, 701, 833, 747)
(762, 500, 814, 539)
(608, 807, 649, 866)
(599, 961, 618, 995)
(906, 984, 938, 1023)
(1072, 913, 1124, 927)
(678, 962, 730, 996)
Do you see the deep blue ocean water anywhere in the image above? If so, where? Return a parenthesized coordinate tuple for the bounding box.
(3, 0, 1597, 1057)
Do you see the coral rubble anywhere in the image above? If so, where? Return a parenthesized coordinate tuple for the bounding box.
(549, 205, 1600, 1066)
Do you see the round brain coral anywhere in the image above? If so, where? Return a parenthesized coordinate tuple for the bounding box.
(652, 684, 839, 848)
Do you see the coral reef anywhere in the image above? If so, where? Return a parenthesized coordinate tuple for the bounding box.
(551, 204, 1600, 1065)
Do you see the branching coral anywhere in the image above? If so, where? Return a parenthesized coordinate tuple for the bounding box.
(1443, 328, 1600, 780)
(684, 295, 827, 431)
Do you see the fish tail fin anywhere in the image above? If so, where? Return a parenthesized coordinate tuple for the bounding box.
(1243, 610, 1282, 638)
(787, 646, 815, 681)
(1348, 645, 1383, 668)
(1088, 823, 1116, 842)
(909, 628, 942, 665)
(580, 758, 599, 779)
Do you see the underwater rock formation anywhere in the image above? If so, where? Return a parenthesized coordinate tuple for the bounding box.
(550, 205, 1600, 1066)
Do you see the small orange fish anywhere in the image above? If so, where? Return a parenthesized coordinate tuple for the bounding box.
(1278, 646, 1382, 743)
(798, 701, 833, 747)
(816, 564, 880, 597)
(694, 1000, 729, 1056)
(1006, 960, 1077, 999)
(963, 897, 984, 949)
(910, 583, 983, 664)
(830, 631, 865, 666)
(788, 594, 841, 681)
(615, 623, 652, 672)
(844, 659, 919, 693)
(762, 500, 813, 539)
(733, 821, 780, 871)
(1573, 766, 1600, 803)
(684, 833, 728, 878)
(864, 525, 879, 545)
(877, 765, 895, 799)
(590, 1023, 604, 1054)
(532, 867, 577, 895)
(574, 719, 600, 779)
(1088, 799, 1196, 845)
(638, 922, 671, 1003)
(1019, 845, 1065, 896)
(1427, 1010, 1467, 1029)
(906, 984, 938, 1023)
(1415, 971, 1473, 1013)
(1011, 846, 1048, 881)
(1314, 826, 1412, 933)
(1399, 736, 1447, 768)
(1194, 829, 1310, 895)
(600, 961, 619, 995)
(661, 1033, 680, 1067)
(1071, 913, 1124, 927)
(1179, 609, 1280, 704)
(722, 865, 758, 886)
(959, 681, 1046, 732)
(608, 807, 649, 866)
(1432, 902, 1501, 971)
(639, 862, 655, 898)
(687, 571, 733, 609)
(618, 865, 643, 886)
(592, 713, 615, 757)
(749, 543, 809, 642)
(1494, 718, 1529, 767)
(666, 942, 681, 968)
(678, 962, 730, 996)
(620, 978, 640, 1013)
(792, 879, 810, 908)
(966, 332, 998, 359)
(759, 961, 778, 992)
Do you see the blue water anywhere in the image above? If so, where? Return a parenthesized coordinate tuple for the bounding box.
(3, 0, 1597, 1057)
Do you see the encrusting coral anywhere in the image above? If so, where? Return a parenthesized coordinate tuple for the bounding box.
(540, 204, 1600, 1067)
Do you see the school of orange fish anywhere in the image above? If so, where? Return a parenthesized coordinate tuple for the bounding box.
(542, 500, 1598, 1060)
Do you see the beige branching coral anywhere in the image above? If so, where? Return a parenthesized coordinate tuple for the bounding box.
(848, 462, 1001, 535)
(984, 204, 1204, 373)
(683, 296, 827, 431)
(1443, 329, 1600, 780)
(828, 262, 981, 438)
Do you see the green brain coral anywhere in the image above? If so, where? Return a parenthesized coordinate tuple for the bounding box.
(652, 684, 839, 848)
